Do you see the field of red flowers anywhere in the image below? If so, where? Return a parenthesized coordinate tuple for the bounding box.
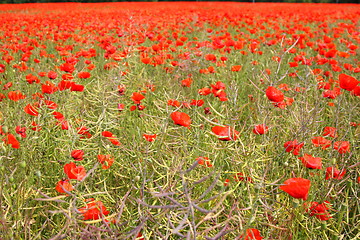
(0, 2, 359, 239)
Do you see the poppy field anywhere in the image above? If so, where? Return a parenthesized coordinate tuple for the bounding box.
(0, 2, 359, 239)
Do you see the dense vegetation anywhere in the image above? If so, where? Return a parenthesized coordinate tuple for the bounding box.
(0, 2, 359, 239)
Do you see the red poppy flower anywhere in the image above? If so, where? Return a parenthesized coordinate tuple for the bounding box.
(240, 228, 263, 240)
(64, 162, 86, 180)
(339, 73, 359, 91)
(15, 126, 26, 138)
(196, 156, 213, 167)
(231, 65, 242, 72)
(322, 126, 337, 138)
(170, 112, 191, 128)
(181, 78, 193, 87)
(306, 201, 332, 221)
(47, 71, 58, 80)
(102, 131, 121, 146)
(333, 141, 350, 154)
(55, 179, 74, 194)
(77, 71, 91, 79)
(57, 120, 69, 130)
(42, 81, 58, 94)
(53, 111, 64, 120)
(312, 136, 331, 149)
(97, 154, 114, 169)
(131, 92, 145, 104)
(299, 154, 322, 169)
(78, 199, 109, 220)
(24, 103, 39, 116)
(102, 131, 114, 138)
(62, 73, 74, 80)
(7, 91, 26, 101)
(167, 99, 181, 107)
(70, 83, 84, 92)
(190, 99, 204, 107)
(44, 100, 58, 109)
(234, 172, 253, 183)
(2, 133, 20, 149)
(325, 167, 346, 180)
(143, 134, 157, 142)
(71, 149, 84, 161)
(59, 63, 75, 73)
(252, 124, 269, 135)
(323, 88, 341, 99)
(198, 87, 211, 96)
(31, 121, 42, 131)
(284, 139, 304, 155)
(266, 86, 284, 102)
(0, 93, 6, 102)
(211, 125, 239, 141)
(280, 177, 311, 200)
(2, 81, 12, 90)
(77, 126, 92, 138)
(117, 84, 126, 95)
(58, 80, 73, 91)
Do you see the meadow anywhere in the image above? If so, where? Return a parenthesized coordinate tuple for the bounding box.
(0, 2, 359, 239)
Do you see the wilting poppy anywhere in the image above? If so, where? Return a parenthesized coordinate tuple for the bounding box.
(55, 179, 74, 194)
(333, 141, 350, 154)
(266, 86, 284, 102)
(211, 125, 239, 141)
(15, 126, 26, 138)
(71, 149, 84, 161)
(252, 124, 269, 135)
(284, 139, 304, 155)
(64, 162, 86, 180)
(280, 177, 311, 200)
(325, 167, 346, 180)
(97, 154, 115, 169)
(170, 112, 191, 128)
(143, 134, 157, 142)
(240, 228, 263, 240)
(339, 73, 359, 91)
(2, 81, 12, 90)
(299, 154, 322, 169)
(306, 201, 332, 221)
(78, 199, 109, 220)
